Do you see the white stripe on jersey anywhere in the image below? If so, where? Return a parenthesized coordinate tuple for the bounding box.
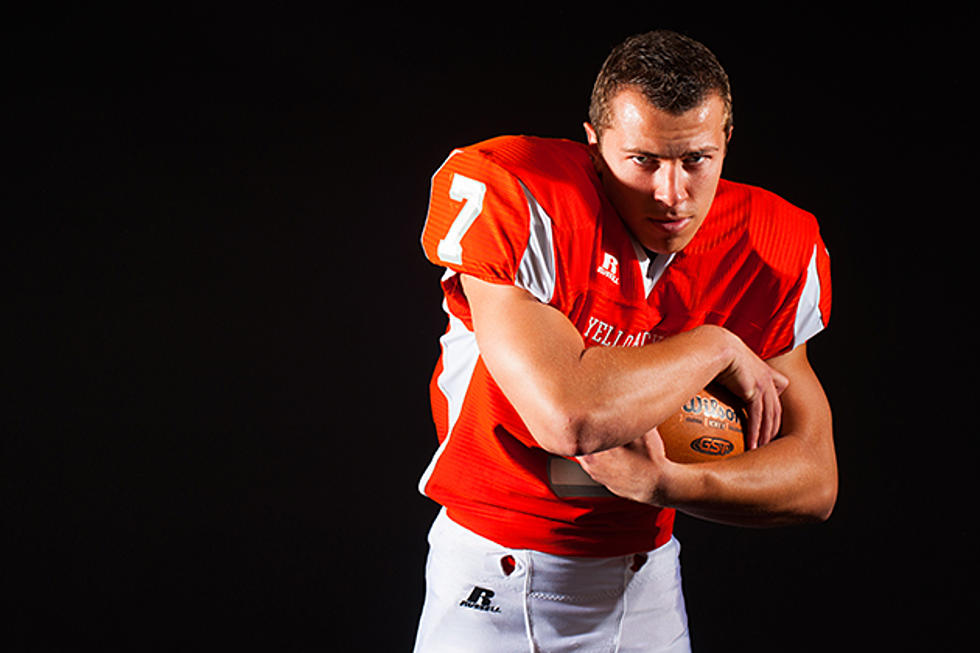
(417, 309, 480, 496)
(515, 181, 557, 304)
(793, 244, 826, 349)
(419, 184, 556, 496)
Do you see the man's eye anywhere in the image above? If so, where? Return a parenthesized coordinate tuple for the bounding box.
(630, 155, 653, 166)
(685, 154, 708, 166)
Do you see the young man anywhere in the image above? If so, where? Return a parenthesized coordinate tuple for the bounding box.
(413, 30, 835, 652)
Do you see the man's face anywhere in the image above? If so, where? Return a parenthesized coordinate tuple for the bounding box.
(586, 88, 730, 254)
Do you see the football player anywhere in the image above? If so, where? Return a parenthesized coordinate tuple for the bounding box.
(413, 30, 835, 652)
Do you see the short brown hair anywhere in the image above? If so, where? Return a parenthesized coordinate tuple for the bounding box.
(588, 30, 733, 139)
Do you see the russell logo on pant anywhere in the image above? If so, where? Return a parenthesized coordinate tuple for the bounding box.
(459, 586, 501, 613)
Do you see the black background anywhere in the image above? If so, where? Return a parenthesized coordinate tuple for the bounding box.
(6, 5, 973, 651)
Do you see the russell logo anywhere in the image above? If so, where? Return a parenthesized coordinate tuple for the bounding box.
(460, 586, 501, 613)
(597, 253, 620, 285)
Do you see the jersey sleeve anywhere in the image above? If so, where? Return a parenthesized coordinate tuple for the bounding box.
(757, 225, 832, 358)
(790, 234, 832, 349)
(420, 148, 558, 319)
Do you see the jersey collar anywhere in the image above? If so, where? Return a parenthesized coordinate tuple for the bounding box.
(630, 239, 676, 298)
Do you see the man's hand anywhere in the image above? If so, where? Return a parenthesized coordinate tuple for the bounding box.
(715, 335, 790, 450)
(580, 344, 837, 527)
(463, 274, 792, 458)
(577, 428, 674, 505)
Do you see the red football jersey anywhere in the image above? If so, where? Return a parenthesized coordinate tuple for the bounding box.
(418, 135, 831, 557)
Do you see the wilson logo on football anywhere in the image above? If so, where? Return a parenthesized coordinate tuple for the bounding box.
(689, 436, 735, 456)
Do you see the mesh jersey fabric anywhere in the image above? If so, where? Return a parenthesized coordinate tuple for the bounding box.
(418, 135, 831, 556)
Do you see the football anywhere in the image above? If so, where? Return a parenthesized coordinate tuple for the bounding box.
(659, 385, 746, 463)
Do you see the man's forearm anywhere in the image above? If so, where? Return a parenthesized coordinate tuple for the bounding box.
(661, 433, 837, 526)
(579, 344, 837, 527)
(568, 324, 739, 454)
(462, 274, 786, 458)
(664, 348, 837, 526)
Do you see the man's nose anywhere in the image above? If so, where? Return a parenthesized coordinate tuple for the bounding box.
(653, 162, 687, 208)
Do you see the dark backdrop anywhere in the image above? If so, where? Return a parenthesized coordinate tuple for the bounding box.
(6, 6, 972, 651)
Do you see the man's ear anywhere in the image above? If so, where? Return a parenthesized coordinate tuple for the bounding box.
(583, 122, 604, 172)
(583, 121, 599, 146)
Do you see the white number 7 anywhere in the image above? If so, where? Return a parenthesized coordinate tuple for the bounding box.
(437, 173, 486, 265)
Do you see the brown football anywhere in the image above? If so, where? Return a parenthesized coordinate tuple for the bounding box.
(658, 385, 746, 463)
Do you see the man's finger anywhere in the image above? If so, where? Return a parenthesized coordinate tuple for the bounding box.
(773, 369, 790, 395)
(745, 398, 762, 450)
(762, 388, 777, 446)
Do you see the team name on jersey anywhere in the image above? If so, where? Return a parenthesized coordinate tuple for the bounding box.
(582, 315, 662, 348)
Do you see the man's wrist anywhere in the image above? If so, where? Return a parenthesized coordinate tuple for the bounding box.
(652, 460, 702, 509)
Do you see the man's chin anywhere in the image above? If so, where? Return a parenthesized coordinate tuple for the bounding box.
(636, 228, 695, 255)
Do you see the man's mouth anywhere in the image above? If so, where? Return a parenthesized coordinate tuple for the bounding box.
(649, 216, 692, 234)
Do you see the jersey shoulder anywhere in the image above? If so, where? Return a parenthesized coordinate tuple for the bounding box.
(454, 135, 605, 228)
(420, 135, 603, 284)
(681, 180, 831, 356)
(705, 179, 824, 275)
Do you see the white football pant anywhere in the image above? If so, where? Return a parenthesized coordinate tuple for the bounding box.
(413, 508, 691, 652)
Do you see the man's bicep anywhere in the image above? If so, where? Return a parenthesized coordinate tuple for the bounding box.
(767, 345, 833, 447)
(766, 343, 838, 518)
(460, 274, 586, 454)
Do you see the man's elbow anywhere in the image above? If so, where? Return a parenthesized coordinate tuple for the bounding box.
(797, 472, 838, 524)
(761, 466, 837, 527)
(812, 474, 838, 522)
(808, 444, 839, 523)
(530, 409, 610, 458)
